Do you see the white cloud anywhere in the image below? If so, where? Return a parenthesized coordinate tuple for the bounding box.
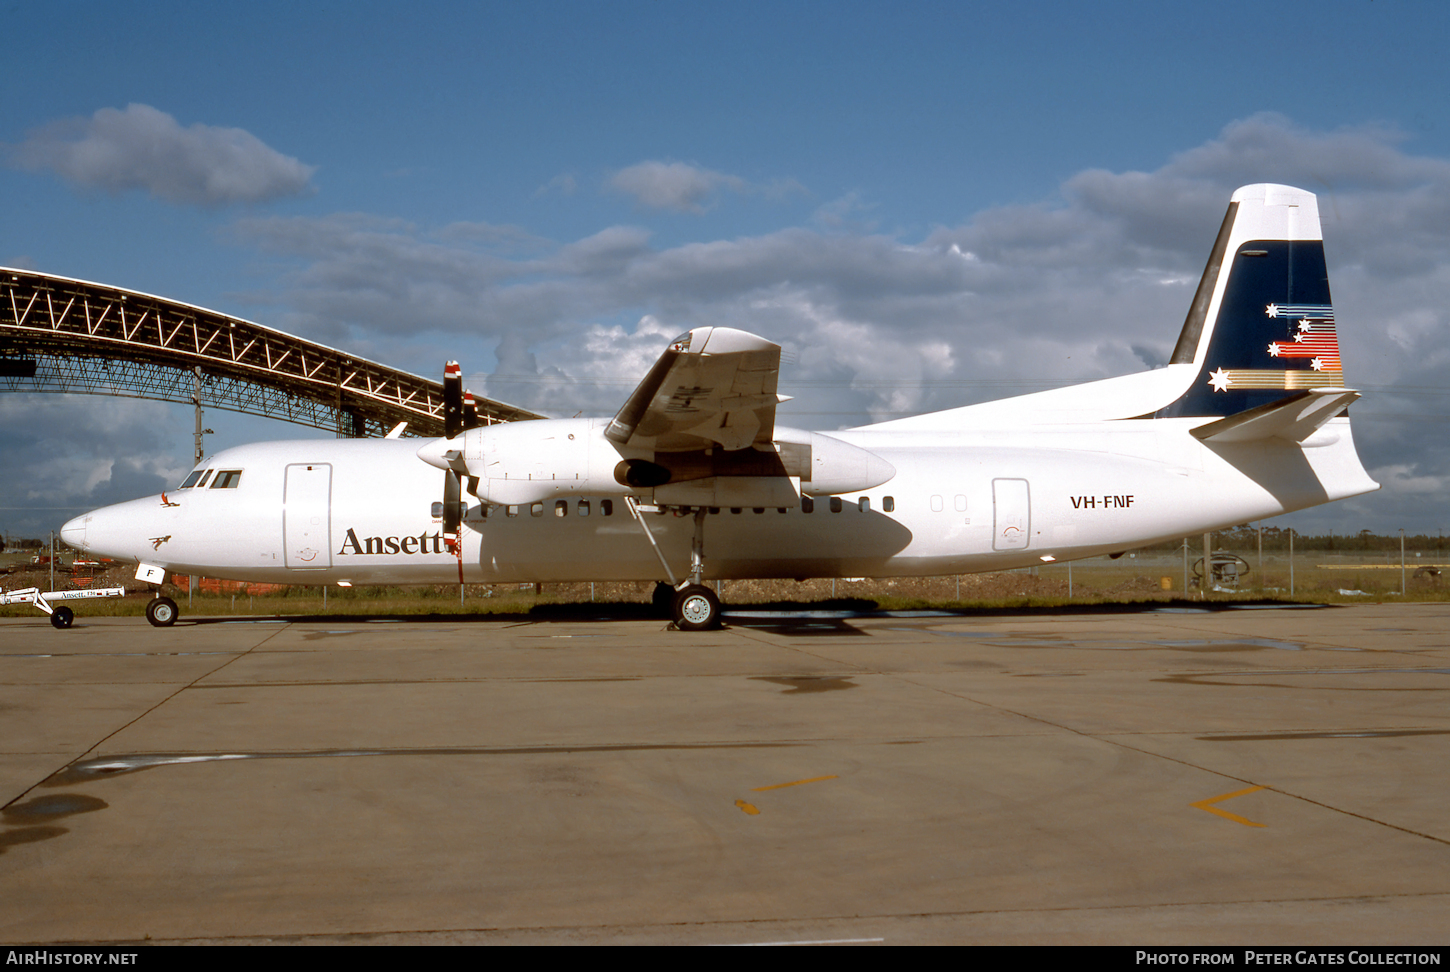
(606, 160, 810, 214)
(11, 103, 316, 206)
(609, 160, 744, 212)
(534, 173, 578, 197)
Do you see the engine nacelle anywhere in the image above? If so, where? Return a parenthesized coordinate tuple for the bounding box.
(416, 417, 621, 506)
(417, 419, 895, 508)
(776, 427, 896, 497)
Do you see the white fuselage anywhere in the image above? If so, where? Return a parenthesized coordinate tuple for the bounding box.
(64, 413, 1373, 586)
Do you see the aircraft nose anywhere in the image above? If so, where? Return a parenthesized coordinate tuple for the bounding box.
(61, 512, 89, 550)
(69, 496, 173, 562)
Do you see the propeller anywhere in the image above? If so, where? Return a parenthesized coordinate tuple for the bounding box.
(441, 361, 465, 537)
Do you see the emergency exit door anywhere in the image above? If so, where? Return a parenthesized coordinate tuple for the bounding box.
(992, 478, 1031, 551)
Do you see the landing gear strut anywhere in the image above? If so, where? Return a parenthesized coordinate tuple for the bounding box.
(630, 501, 724, 630)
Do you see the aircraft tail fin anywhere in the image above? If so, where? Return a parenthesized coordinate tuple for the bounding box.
(1157, 184, 1348, 419)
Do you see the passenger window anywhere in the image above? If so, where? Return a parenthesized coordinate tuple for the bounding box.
(578, 500, 590, 517)
(506, 505, 519, 518)
(753, 507, 764, 514)
(858, 497, 870, 513)
(830, 497, 842, 513)
(883, 496, 895, 513)
(210, 470, 242, 489)
(554, 500, 568, 517)
(931, 495, 944, 512)
(601, 500, 613, 516)
(955, 495, 967, 512)
(530, 502, 544, 517)
(801, 497, 814, 513)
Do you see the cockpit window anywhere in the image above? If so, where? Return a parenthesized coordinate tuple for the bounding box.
(196, 470, 214, 488)
(209, 470, 243, 489)
(179, 470, 208, 489)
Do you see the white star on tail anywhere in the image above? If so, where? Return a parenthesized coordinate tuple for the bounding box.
(1209, 368, 1232, 392)
(1266, 304, 1280, 318)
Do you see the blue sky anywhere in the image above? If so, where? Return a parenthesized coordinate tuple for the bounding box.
(4, 1, 1450, 539)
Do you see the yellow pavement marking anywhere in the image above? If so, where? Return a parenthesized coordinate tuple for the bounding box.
(751, 775, 839, 792)
(1191, 785, 1267, 827)
(735, 799, 760, 815)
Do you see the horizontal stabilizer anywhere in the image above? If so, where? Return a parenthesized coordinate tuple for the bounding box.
(1189, 388, 1359, 443)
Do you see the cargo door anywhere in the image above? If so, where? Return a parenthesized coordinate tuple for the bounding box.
(284, 463, 332, 569)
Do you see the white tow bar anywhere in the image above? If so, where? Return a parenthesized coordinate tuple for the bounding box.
(2, 585, 127, 627)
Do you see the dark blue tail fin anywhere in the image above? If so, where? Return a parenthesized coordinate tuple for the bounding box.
(1158, 185, 1345, 418)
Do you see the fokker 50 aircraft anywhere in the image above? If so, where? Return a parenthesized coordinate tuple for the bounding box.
(61, 184, 1377, 629)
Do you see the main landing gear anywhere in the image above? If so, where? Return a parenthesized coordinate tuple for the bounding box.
(672, 584, 721, 631)
(634, 502, 724, 630)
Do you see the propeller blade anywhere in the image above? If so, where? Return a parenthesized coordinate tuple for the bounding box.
(444, 361, 463, 439)
(463, 390, 480, 431)
(442, 468, 462, 534)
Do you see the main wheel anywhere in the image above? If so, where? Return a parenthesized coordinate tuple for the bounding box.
(146, 596, 178, 627)
(50, 606, 74, 629)
(672, 584, 721, 631)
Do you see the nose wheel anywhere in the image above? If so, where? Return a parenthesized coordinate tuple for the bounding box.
(146, 596, 179, 627)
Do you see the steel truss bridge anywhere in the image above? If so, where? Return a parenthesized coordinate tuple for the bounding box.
(0, 268, 541, 447)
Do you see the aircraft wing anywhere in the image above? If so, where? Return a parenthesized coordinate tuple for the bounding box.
(604, 327, 788, 453)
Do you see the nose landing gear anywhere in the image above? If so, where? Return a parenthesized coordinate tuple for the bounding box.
(146, 595, 179, 627)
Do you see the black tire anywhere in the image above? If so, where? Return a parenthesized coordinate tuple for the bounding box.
(651, 581, 676, 618)
(146, 596, 178, 627)
(672, 584, 721, 631)
(50, 606, 74, 629)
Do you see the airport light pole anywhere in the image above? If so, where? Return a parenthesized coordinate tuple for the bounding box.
(1182, 538, 1189, 595)
(1203, 532, 1212, 596)
(1258, 523, 1263, 588)
(1401, 529, 1406, 595)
